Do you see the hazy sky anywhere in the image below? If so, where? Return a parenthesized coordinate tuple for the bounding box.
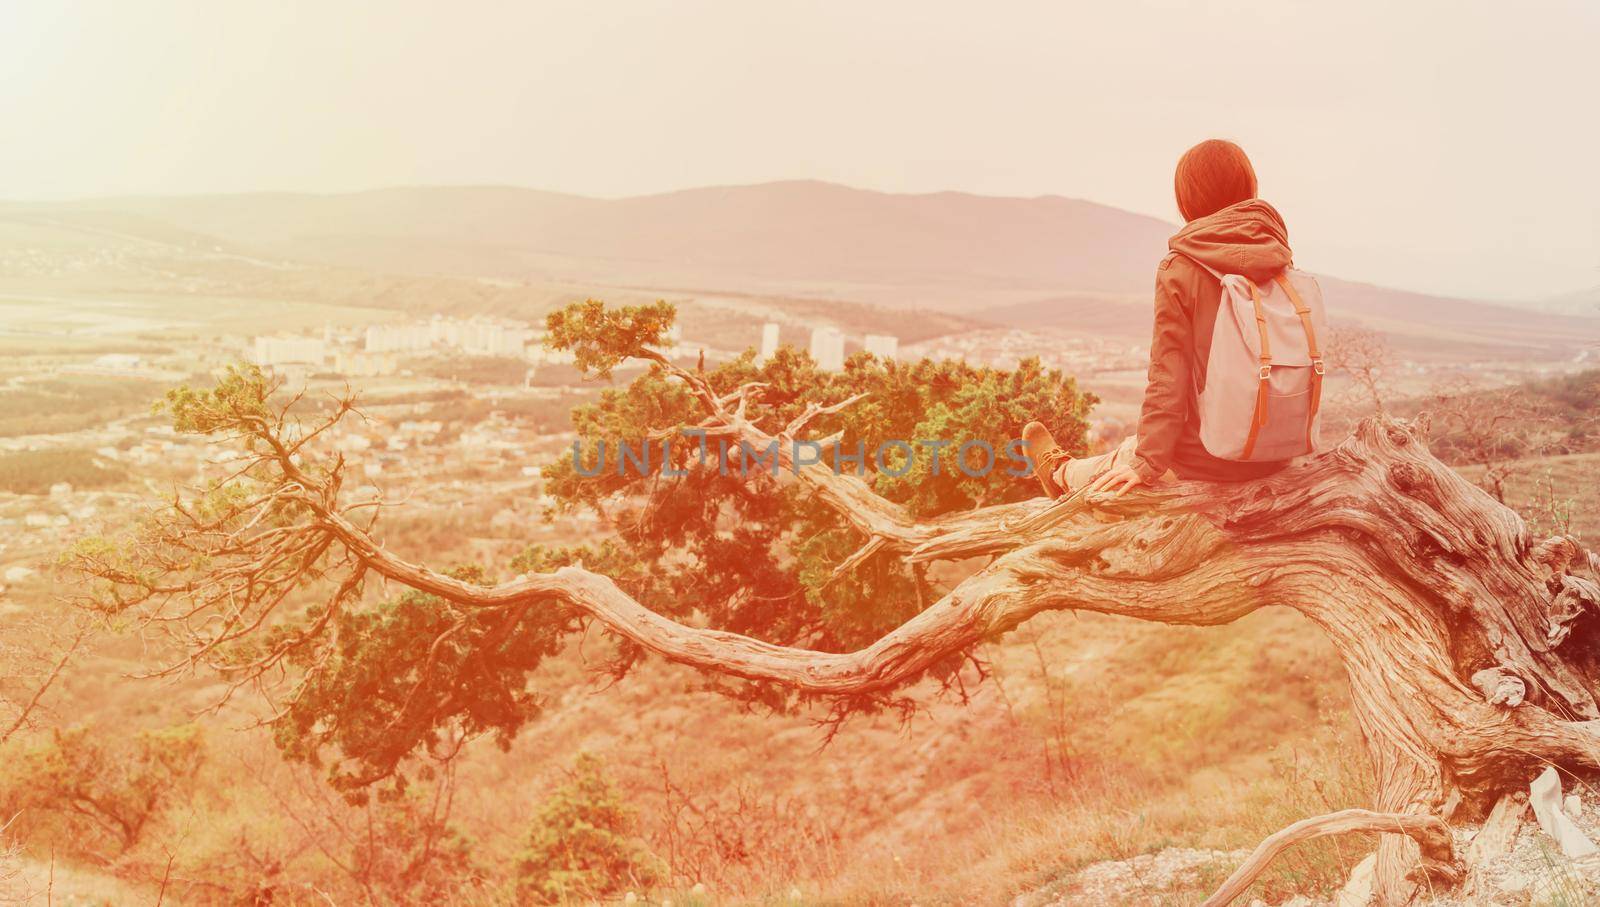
(2, 1, 1596, 300)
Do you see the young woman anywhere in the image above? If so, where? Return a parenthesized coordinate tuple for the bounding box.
(1024, 139, 1296, 498)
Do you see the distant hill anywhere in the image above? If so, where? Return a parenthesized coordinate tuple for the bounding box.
(24, 181, 1173, 297)
(1537, 286, 1600, 317)
(5, 181, 1595, 359)
(983, 276, 1600, 360)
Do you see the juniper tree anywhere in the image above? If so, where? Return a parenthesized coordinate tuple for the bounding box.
(70, 300, 1600, 905)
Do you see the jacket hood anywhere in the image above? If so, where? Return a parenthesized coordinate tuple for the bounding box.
(1168, 199, 1292, 282)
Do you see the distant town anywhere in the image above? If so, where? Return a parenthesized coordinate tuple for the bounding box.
(0, 309, 922, 579)
(245, 314, 903, 378)
(3, 280, 1589, 604)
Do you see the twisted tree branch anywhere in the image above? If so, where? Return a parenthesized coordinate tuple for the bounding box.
(1201, 809, 1460, 907)
(69, 353, 1600, 906)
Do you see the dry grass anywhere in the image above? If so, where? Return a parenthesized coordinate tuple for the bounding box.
(431, 605, 1367, 905)
(1484, 452, 1600, 542)
(5, 450, 1594, 905)
(799, 608, 1371, 906)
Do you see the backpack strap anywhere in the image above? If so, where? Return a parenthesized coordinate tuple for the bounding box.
(1273, 274, 1324, 451)
(1240, 280, 1273, 460)
(1175, 251, 1274, 459)
(1174, 254, 1322, 458)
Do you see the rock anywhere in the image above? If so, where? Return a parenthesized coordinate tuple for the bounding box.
(1530, 767, 1598, 858)
(1567, 794, 1584, 819)
(1497, 869, 1531, 892)
(1336, 852, 1376, 906)
(1065, 847, 1250, 905)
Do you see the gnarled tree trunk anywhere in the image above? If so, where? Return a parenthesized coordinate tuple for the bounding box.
(80, 359, 1600, 906)
(330, 414, 1600, 904)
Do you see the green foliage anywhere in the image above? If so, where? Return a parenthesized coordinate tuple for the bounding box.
(0, 448, 124, 494)
(514, 753, 661, 903)
(0, 374, 167, 438)
(264, 300, 1090, 780)
(109, 300, 1094, 793)
(0, 724, 205, 857)
(157, 362, 273, 437)
(541, 300, 1095, 700)
(269, 564, 583, 794)
(544, 299, 676, 379)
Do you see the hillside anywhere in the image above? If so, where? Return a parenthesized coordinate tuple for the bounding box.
(982, 275, 1600, 360)
(6, 182, 1595, 364)
(12, 440, 1593, 905)
(1538, 285, 1600, 317)
(22, 182, 1171, 297)
(1, 256, 1596, 904)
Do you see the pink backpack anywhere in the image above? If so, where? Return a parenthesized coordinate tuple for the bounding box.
(1182, 257, 1326, 462)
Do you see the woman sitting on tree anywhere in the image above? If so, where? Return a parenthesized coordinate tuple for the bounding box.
(1024, 139, 1321, 499)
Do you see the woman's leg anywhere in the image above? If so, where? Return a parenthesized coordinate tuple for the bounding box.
(1060, 436, 1138, 493)
(1022, 422, 1070, 497)
(1023, 424, 1139, 498)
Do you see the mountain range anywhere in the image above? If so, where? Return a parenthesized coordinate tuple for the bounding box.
(4, 180, 1595, 359)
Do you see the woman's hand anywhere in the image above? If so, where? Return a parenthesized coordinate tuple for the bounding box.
(1084, 463, 1145, 497)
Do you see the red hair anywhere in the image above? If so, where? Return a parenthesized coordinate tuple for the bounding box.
(1174, 139, 1258, 222)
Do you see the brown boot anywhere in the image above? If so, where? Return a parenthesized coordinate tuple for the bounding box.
(1022, 421, 1070, 498)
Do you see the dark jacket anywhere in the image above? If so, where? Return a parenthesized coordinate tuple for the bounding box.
(1131, 199, 1295, 483)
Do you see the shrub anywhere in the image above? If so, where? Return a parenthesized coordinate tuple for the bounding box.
(0, 724, 205, 858)
(0, 448, 124, 494)
(514, 753, 661, 903)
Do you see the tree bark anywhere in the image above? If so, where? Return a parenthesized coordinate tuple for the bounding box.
(295, 412, 1600, 903)
(1201, 808, 1459, 907)
(82, 361, 1600, 905)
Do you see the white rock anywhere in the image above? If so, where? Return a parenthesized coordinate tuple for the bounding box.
(1530, 766, 1598, 858)
(1499, 870, 1530, 892)
(1566, 793, 1584, 819)
(1335, 852, 1376, 907)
